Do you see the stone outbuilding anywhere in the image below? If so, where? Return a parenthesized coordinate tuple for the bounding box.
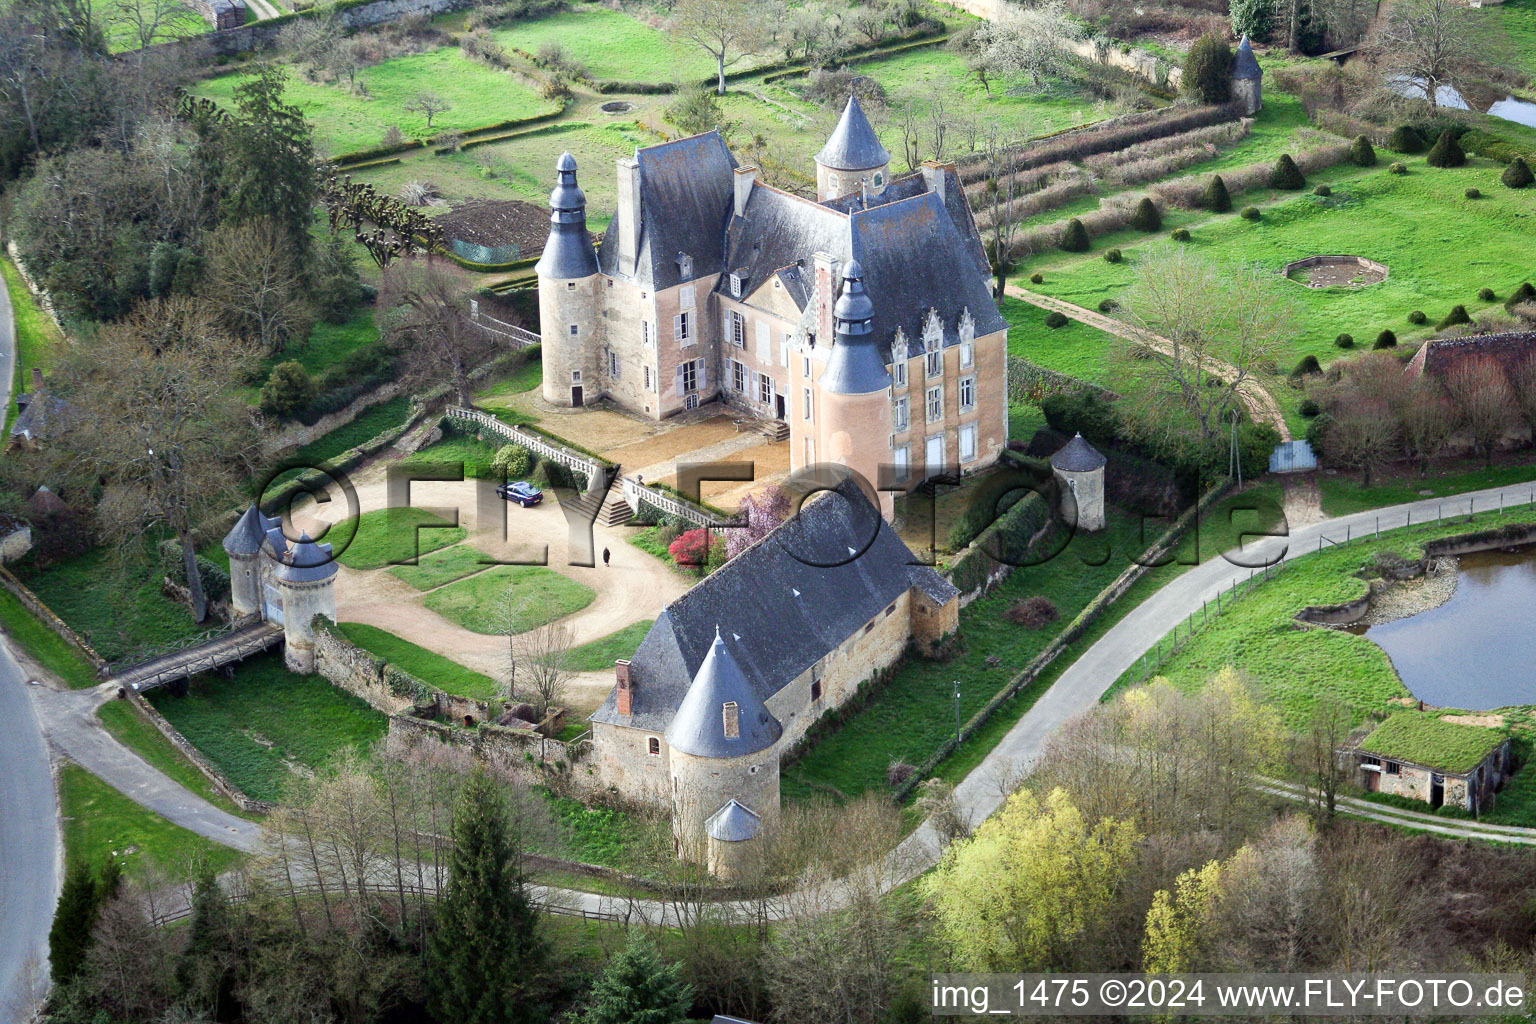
(223, 505, 339, 673)
(1233, 35, 1263, 115)
(1050, 432, 1107, 532)
(589, 477, 959, 875)
(1345, 714, 1512, 814)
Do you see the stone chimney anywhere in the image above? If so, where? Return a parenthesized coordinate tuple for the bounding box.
(615, 659, 633, 716)
(30, 368, 42, 393)
(616, 156, 642, 277)
(919, 161, 949, 204)
(733, 165, 757, 218)
(812, 251, 839, 348)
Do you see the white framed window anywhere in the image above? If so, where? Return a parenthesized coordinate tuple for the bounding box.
(608, 351, 620, 379)
(731, 359, 746, 393)
(569, 323, 580, 336)
(727, 310, 746, 348)
(758, 372, 773, 405)
(925, 348, 941, 378)
(926, 385, 943, 423)
(677, 254, 693, 280)
(960, 340, 974, 369)
(681, 360, 698, 393)
(673, 311, 692, 345)
(894, 396, 909, 432)
(959, 423, 977, 463)
(894, 444, 909, 481)
(802, 354, 812, 378)
(959, 375, 975, 412)
(644, 366, 654, 391)
(892, 360, 906, 387)
(571, 370, 582, 383)
(679, 283, 696, 309)
(730, 271, 745, 297)
(642, 321, 652, 346)
(802, 387, 813, 421)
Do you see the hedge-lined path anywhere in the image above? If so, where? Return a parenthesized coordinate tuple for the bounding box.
(1004, 283, 1292, 440)
(1259, 776, 1536, 844)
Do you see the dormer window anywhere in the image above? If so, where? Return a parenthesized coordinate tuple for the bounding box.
(729, 270, 747, 297)
(676, 252, 693, 279)
(722, 701, 740, 739)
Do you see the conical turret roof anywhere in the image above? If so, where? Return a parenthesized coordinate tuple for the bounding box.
(1050, 432, 1107, 472)
(224, 504, 278, 557)
(665, 627, 782, 758)
(271, 531, 338, 584)
(815, 94, 891, 172)
(1234, 35, 1262, 80)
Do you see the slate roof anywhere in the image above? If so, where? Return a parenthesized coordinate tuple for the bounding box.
(8, 394, 74, 442)
(1050, 433, 1107, 472)
(592, 478, 958, 735)
(705, 799, 762, 842)
(821, 259, 892, 395)
(1234, 36, 1262, 80)
(224, 505, 280, 557)
(596, 131, 738, 291)
(270, 532, 338, 584)
(534, 152, 599, 279)
(816, 95, 891, 171)
(665, 626, 783, 758)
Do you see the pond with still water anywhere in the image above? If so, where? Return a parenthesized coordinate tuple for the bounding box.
(1352, 547, 1536, 711)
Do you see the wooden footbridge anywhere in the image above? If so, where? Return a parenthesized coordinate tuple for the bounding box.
(110, 621, 284, 692)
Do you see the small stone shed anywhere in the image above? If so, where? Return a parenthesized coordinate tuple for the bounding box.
(1344, 714, 1511, 814)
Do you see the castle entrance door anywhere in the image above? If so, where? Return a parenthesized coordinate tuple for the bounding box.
(263, 582, 284, 625)
(571, 386, 584, 407)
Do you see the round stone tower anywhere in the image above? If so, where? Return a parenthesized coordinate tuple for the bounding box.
(665, 627, 782, 875)
(817, 259, 894, 518)
(222, 504, 276, 619)
(815, 94, 891, 202)
(1232, 35, 1263, 115)
(270, 532, 338, 674)
(1049, 432, 1107, 533)
(536, 152, 602, 409)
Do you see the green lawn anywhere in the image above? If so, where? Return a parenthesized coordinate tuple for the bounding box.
(486, 7, 742, 83)
(1479, 0, 1536, 78)
(402, 433, 502, 473)
(566, 620, 652, 672)
(2, 257, 64, 436)
(338, 621, 499, 699)
(147, 654, 387, 803)
(1002, 294, 1121, 387)
(194, 53, 560, 155)
(423, 563, 595, 634)
(333, 507, 468, 570)
(284, 394, 412, 472)
(1123, 505, 1536, 729)
(92, 0, 211, 54)
(387, 542, 497, 590)
(16, 546, 206, 664)
(1316, 458, 1536, 517)
(59, 763, 243, 876)
(97, 700, 246, 815)
(478, 357, 544, 400)
(0, 588, 100, 688)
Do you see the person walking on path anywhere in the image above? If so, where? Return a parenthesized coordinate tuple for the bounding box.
(603, 547, 611, 567)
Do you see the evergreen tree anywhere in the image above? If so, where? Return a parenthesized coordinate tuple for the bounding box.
(1269, 153, 1305, 189)
(259, 361, 317, 419)
(1502, 156, 1533, 189)
(1204, 174, 1232, 212)
(429, 771, 547, 1024)
(1504, 281, 1536, 309)
(580, 933, 694, 1024)
(1230, 0, 1276, 42)
(1425, 130, 1466, 168)
(48, 857, 120, 985)
(219, 65, 319, 250)
(1437, 304, 1471, 329)
(1349, 135, 1377, 167)
(1060, 218, 1090, 253)
(1131, 197, 1162, 231)
(1388, 125, 1426, 154)
(1181, 35, 1233, 104)
(176, 865, 237, 1017)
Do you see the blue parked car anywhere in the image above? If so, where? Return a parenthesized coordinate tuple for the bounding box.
(496, 481, 543, 507)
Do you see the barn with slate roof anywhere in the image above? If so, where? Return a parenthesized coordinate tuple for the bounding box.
(590, 476, 958, 875)
(534, 96, 1010, 518)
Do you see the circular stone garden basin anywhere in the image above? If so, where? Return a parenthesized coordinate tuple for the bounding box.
(1283, 255, 1389, 289)
(600, 101, 634, 114)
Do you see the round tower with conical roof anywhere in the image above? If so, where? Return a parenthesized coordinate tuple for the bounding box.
(223, 504, 278, 619)
(536, 152, 602, 408)
(665, 627, 782, 876)
(270, 531, 338, 673)
(815, 94, 891, 202)
(1049, 432, 1107, 532)
(1232, 35, 1263, 115)
(815, 260, 894, 518)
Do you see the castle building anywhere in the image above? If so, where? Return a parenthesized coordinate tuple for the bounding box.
(589, 478, 958, 876)
(223, 505, 339, 673)
(1233, 35, 1263, 115)
(535, 96, 1010, 516)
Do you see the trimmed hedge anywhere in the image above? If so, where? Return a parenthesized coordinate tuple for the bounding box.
(1131, 197, 1161, 232)
(1240, 206, 1261, 221)
(1204, 174, 1232, 212)
(1426, 130, 1466, 168)
(1375, 329, 1397, 349)
(1503, 157, 1534, 189)
(1103, 248, 1123, 264)
(1060, 218, 1090, 252)
(1269, 153, 1305, 189)
(1505, 282, 1536, 309)
(1334, 333, 1354, 349)
(1389, 125, 1426, 154)
(1044, 311, 1069, 328)
(1349, 135, 1377, 167)
(1437, 304, 1471, 329)
(1170, 228, 1191, 242)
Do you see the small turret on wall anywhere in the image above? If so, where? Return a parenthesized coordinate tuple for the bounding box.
(1232, 35, 1263, 115)
(270, 533, 339, 673)
(536, 152, 602, 409)
(1050, 433, 1107, 532)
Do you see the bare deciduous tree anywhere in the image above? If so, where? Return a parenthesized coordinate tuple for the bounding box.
(1399, 378, 1456, 477)
(1295, 696, 1352, 826)
(1209, 814, 1319, 971)
(1444, 356, 1517, 467)
(201, 217, 314, 354)
(1324, 399, 1398, 488)
(1371, 0, 1488, 109)
(671, 0, 774, 95)
(404, 90, 451, 129)
(505, 593, 574, 723)
(973, 0, 1078, 90)
(114, 0, 194, 52)
(382, 261, 500, 406)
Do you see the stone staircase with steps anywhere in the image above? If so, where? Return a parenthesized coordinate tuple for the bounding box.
(563, 489, 634, 529)
(759, 419, 789, 442)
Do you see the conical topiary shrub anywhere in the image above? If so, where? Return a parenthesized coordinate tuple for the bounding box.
(1061, 218, 1090, 253)
(1205, 174, 1232, 212)
(1388, 125, 1426, 153)
(1505, 281, 1536, 308)
(1437, 304, 1471, 329)
(1426, 130, 1466, 168)
(1502, 156, 1534, 189)
(1349, 135, 1377, 166)
(1131, 197, 1161, 232)
(1270, 153, 1305, 189)
(1374, 329, 1397, 349)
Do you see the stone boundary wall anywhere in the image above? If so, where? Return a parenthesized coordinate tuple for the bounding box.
(261, 380, 408, 457)
(0, 566, 108, 672)
(121, 692, 275, 813)
(313, 625, 416, 715)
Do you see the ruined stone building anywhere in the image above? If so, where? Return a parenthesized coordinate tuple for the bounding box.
(587, 479, 958, 876)
(535, 95, 1011, 518)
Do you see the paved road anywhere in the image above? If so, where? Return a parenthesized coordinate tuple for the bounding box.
(0, 641, 61, 1019)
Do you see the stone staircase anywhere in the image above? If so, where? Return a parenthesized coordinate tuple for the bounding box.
(759, 419, 790, 442)
(564, 489, 634, 529)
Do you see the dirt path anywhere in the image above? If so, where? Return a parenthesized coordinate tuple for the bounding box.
(1005, 284, 1292, 441)
(1280, 472, 1325, 527)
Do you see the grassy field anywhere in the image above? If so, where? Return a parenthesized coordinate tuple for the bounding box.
(59, 764, 243, 876)
(1315, 457, 1536, 517)
(195, 54, 559, 155)
(338, 621, 499, 699)
(94, 0, 211, 54)
(1478, 0, 1536, 78)
(423, 563, 595, 634)
(97, 700, 247, 815)
(333, 507, 468, 570)
(1002, 294, 1121, 387)
(388, 542, 496, 589)
(17, 546, 206, 664)
(2, 257, 64, 436)
(1121, 505, 1536, 728)
(281, 395, 413, 474)
(566, 619, 652, 672)
(485, 6, 749, 83)
(403, 433, 502, 473)
(0, 588, 100, 689)
(147, 654, 387, 803)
